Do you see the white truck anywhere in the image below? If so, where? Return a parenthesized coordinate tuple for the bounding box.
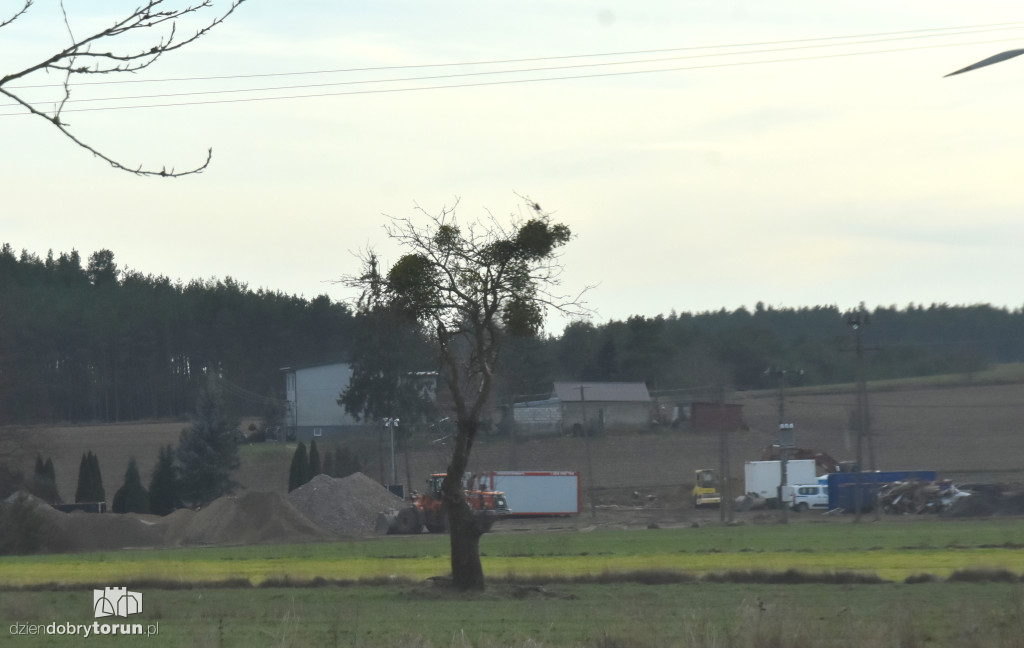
(744, 459, 817, 503)
(475, 471, 581, 516)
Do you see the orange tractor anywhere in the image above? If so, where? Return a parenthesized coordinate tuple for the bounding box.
(382, 473, 510, 534)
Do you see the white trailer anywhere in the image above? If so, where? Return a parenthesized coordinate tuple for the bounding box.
(744, 460, 817, 501)
(477, 471, 581, 516)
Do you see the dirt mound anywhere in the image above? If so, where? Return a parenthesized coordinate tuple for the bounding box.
(58, 511, 164, 552)
(288, 473, 407, 536)
(165, 491, 332, 546)
(4, 491, 74, 552)
(5, 491, 164, 552)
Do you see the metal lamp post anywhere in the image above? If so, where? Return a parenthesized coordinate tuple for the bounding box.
(383, 418, 400, 487)
(778, 422, 795, 523)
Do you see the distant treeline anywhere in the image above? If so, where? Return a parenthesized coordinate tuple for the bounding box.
(0, 246, 355, 424)
(506, 303, 1023, 400)
(1, 245, 1021, 424)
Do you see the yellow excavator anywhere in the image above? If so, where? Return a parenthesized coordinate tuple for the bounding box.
(692, 468, 721, 507)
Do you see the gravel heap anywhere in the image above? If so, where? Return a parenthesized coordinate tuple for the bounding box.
(162, 491, 332, 546)
(288, 472, 407, 536)
(5, 476, 403, 553)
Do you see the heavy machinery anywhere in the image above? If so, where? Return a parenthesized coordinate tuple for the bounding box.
(382, 473, 510, 534)
(692, 468, 721, 507)
(760, 445, 841, 474)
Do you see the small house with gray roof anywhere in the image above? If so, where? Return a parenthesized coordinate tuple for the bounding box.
(512, 381, 653, 436)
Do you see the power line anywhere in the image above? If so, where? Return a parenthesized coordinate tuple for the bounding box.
(4, 32, 1019, 116)
(9, 26, 1024, 108)
(8, 20, 1024, 90)
(213, 375, 287, 408)
(2, 27, 1023, 116)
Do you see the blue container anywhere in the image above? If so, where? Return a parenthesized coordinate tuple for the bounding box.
(827, 471, 937, 512)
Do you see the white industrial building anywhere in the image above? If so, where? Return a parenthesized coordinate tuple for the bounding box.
(283, 362, 363, 443)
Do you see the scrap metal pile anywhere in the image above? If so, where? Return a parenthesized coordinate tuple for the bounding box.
(878, 480, 970, 515)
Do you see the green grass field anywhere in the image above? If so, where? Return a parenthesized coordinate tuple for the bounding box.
(4, 578, 1024, 647)
(4, 517, 1024, 587)
(5, 518, 1024, 646)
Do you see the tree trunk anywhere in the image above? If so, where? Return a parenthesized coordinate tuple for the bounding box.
(447, 499, 485, 590)
(443, 417, 486, 590)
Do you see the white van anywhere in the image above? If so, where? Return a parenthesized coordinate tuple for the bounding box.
(783, 483, 829, 512)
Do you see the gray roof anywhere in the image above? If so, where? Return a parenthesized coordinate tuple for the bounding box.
(552, 382, 651, 403)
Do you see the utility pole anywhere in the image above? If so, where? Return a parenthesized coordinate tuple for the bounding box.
(778, 423, 794, 524)
(580, 385, 597, 518)
(767, 368, 801, 524)
(847, 306, 875, 522)
(508, 396, 518, 470)
(717, 384, 733, 523)
(777, 371, 789, 524)
(777, 370, 787, 424)
(404, 423, 414, 496)
(384, 418, 400, 487)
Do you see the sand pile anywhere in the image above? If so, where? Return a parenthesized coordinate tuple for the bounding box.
(288, 473, 407, 536)
(162, 491, 332, 546)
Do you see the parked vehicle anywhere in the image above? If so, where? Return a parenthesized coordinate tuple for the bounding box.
(692, 468, 721, 507)
(783, 482, 829, 512)
(744, 459, 817, 504)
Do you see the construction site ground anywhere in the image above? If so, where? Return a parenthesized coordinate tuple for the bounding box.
(3, 379, 1024, 551)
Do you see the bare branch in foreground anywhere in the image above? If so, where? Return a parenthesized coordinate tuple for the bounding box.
(1, 0, 246, 177)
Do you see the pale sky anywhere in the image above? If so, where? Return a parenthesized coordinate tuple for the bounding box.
(3, 1, 1024, 332)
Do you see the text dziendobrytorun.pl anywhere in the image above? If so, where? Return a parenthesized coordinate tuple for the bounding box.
(9, 621, 159, 638)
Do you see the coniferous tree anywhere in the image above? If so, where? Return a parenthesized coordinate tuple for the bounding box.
(308, 440, 321, 479)
(176, 378, 240, 507)
(333, 445, 362, 479)
(112, 458, 149, 514)
(148, 445, 181, 516)
(29, 455, 60, 504)
(0, 464, 24, 500)
(74, 453, 89, 503)
(74, 452, 104, 503)
(288, 442, 309, 492)
(88, 452, 105, 504)
(321, 448, 335, 478)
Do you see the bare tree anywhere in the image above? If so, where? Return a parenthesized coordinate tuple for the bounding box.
(344, 197, 588, 590)
(0, 0, 246, 177)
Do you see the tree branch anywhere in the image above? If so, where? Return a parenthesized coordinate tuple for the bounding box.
(1, 0, 245, 177)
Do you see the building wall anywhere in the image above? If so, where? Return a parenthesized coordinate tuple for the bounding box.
(512, 402, 561, 436)
(288, 363, 361, 430)
(294, 424, 368, 445)
(560, 401, 653, 432)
